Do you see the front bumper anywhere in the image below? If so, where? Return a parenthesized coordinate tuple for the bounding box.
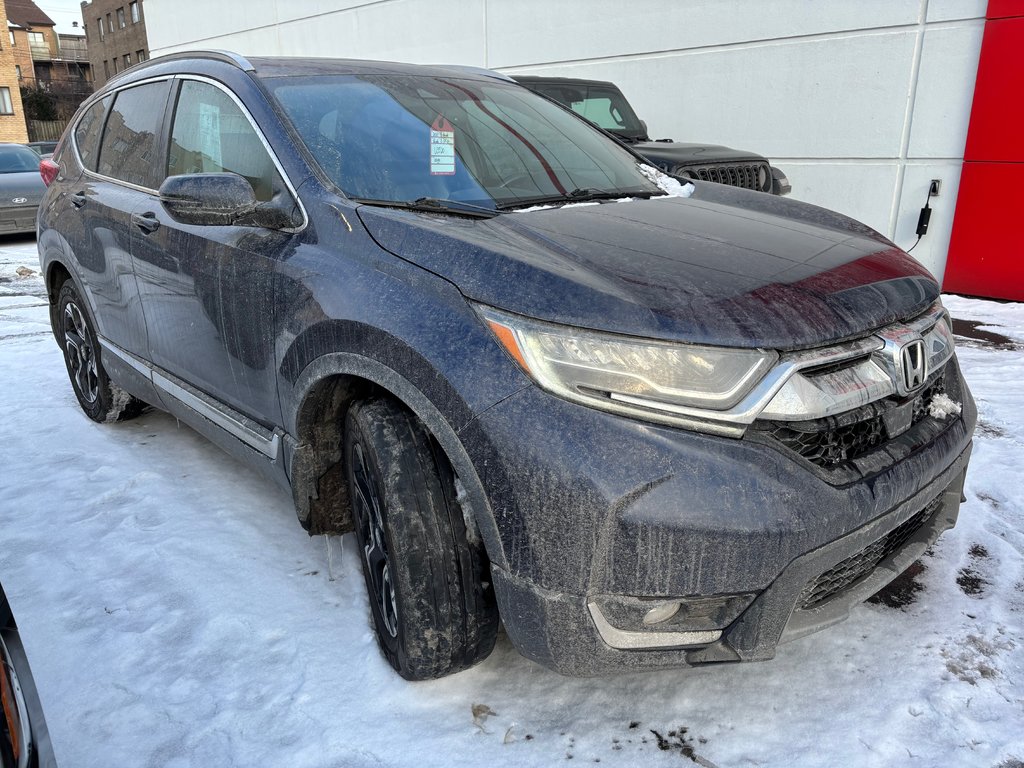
(466, 358, 975, 675)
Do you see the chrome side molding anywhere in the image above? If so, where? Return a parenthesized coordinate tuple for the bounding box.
(98, 338, 281, 459)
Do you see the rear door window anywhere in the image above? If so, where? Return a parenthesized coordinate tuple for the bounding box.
(74, 95, 111, 171)
(96, 80, 171, 188)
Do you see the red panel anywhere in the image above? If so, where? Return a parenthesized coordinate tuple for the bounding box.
(945, 7, 1024, 300)
(986, 0, 1024, 20)
(943, 163, 1024, 300)
(963, 16, 1024, 161)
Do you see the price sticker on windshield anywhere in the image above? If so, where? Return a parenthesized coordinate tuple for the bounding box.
(430, 115, 456, 175)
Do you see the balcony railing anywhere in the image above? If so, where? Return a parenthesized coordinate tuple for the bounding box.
(56, 47, 90, 62)
(30, 43, 51, 60)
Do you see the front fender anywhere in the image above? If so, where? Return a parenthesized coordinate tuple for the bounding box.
(286, 346, 517, 570)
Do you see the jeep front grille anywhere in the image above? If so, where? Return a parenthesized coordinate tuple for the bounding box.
(684, 162, 770, 192)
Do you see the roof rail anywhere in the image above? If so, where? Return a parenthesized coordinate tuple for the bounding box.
(439, 65, 516, 83)
(103, 49, 254, 88)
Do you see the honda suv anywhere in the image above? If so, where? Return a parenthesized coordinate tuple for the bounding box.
(38, 52, 975, 680)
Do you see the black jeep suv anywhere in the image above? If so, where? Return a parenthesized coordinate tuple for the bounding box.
(514, 75, 791, 195)
(38, 52, 974, 679)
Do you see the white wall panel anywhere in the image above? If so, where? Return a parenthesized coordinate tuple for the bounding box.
(908, 21, 985, 158)
(891, 163, 965, 280)
(485, 0, 920, 68)
(145, 0, 987, 281)
(506, 31, 918, 160)
(927, 0, 987, 23)
(782, 162, 900, 237)
(273, 0, 486, 64)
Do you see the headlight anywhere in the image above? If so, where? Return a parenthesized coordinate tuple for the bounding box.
(479, 306, 777, 424)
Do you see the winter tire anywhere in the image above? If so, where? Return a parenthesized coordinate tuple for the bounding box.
(344, 397, 498, 680)
(57, 281, 146, 423)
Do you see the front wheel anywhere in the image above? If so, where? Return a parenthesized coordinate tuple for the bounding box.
(56, 281, 146, 423)
(344, 398, 498, 680)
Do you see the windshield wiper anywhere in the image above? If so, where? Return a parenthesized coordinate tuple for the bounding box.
(498, 188, 662, 210)
(355, 197, 501, 219)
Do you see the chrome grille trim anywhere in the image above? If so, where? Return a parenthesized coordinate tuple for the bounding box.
(613, 304, 955, 438)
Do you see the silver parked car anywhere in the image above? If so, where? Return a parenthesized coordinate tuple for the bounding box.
(0, 144, 46, 235)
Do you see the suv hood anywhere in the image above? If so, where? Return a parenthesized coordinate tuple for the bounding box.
(625, 140, 768, 168)
(356, 185, 938, 350)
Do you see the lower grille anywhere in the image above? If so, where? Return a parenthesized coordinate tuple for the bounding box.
(798, 498, 941, 610)
(763, 373, 946, 468)
(686, 162, 769, 191)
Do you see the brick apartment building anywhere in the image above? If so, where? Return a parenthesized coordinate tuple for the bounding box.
(6, 0, 92, 106)
(0, 0, 30, 142)
(80, 0, 149, 87)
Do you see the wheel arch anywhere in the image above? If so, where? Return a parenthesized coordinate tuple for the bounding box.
(287, 351, 508, 571)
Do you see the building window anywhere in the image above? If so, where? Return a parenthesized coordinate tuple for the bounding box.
(98, 18, 104, 40)
(14, 65, 20, 80)
(8, 31, 13, 46)
(130, 1, 139, 23)
(117, 8, 126, 28)
(107, 13, 113, 33)
(104, 60, 109, 79)
(124, 53, 131, 67)
(136, 49, 145, 62)
(112, 57, 118, 73)
(0, 88, 14, 116)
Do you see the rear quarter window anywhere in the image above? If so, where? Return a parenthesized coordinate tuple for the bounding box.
(96, 80, 171, 188)
(74, 96, 111, 171)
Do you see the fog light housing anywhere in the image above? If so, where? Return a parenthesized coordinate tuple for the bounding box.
(593, 592, 758, 634)
(643, 601, 681, 625)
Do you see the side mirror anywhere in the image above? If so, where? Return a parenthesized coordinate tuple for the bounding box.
(159, 172, 297, 229)
(160, 173, 258, 226)
(639, 119, 648, 137)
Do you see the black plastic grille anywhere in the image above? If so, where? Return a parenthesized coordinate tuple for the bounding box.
(687, 162, 769, 191)
(764, 373, 946, 468)
(798, 497, 942, 610)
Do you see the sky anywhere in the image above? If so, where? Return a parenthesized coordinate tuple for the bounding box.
(27, 0, 90, 36)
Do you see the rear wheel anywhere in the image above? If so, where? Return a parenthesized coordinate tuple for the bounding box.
(344, 398, 498, 680)
(57, 281, 146, 423)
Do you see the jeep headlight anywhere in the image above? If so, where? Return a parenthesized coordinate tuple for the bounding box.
(479, 306, 776, 423)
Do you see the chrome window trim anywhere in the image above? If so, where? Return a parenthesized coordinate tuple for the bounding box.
(99, 338, 281, 459)
(71, 73, 308, 233)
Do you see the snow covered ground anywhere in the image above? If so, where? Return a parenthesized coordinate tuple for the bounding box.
(0, 234, 1021, 768)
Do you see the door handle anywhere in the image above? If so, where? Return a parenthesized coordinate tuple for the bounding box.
(70, 192, 87, 209)
(131, 211, 161, 234)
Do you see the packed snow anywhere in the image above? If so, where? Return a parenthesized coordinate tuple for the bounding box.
(0, 236, 1021, 768)
(638, 163, 695, 198)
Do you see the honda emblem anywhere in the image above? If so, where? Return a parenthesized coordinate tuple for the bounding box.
(900, 340, 927, 391)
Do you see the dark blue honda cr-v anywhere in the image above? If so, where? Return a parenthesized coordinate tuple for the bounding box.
(37, 51, 975, 679)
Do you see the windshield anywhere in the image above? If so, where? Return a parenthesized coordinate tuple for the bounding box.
(0, 146, 43, 174)
(523, 82, 646, 140)
(266, 74, 661, 209)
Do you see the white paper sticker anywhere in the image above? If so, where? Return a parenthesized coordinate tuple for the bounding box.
(198, 103, 222, 170)
(430, 115, 455, 175)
